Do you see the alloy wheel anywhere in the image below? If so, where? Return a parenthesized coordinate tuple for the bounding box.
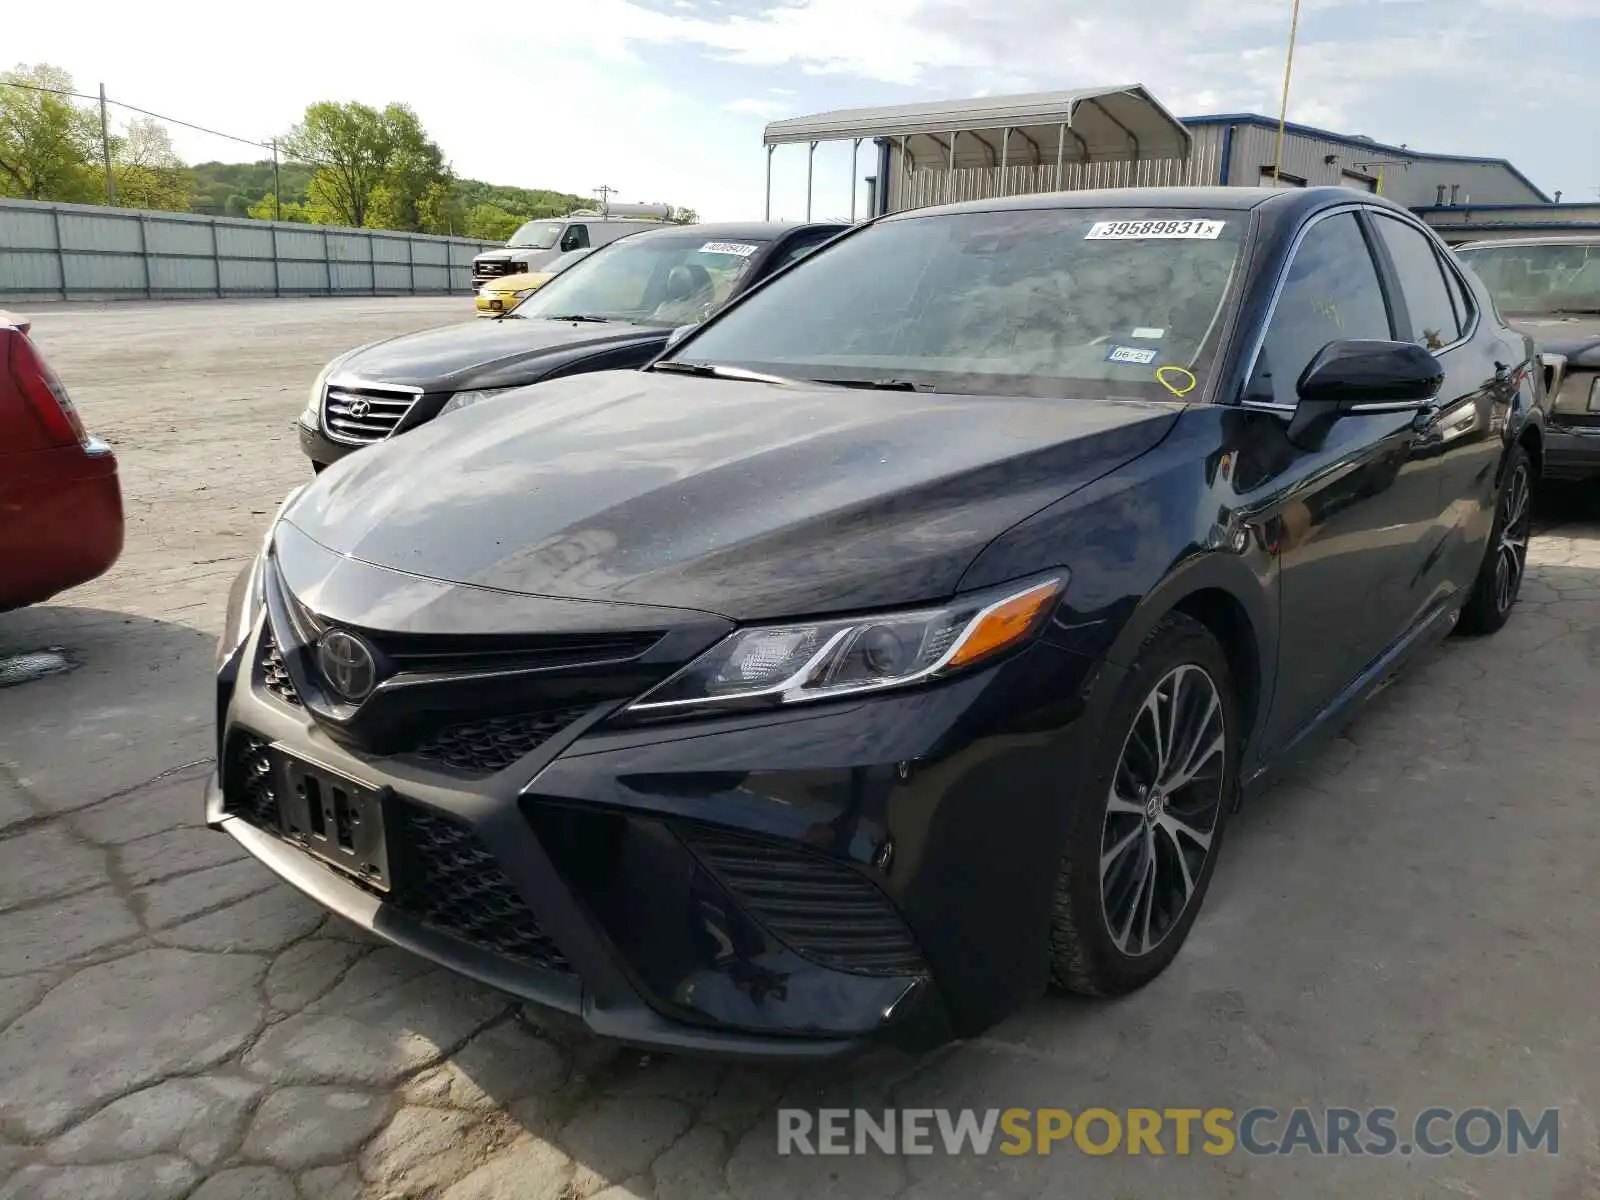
(1493, 462, 1531, 616)
(1099, 663, 1227, 957)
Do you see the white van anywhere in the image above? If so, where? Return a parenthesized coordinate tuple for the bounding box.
(471, 206, 673, 286)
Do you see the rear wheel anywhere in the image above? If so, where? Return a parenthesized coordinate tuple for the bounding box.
(1049, 613, 1237, 996)
(1457, 444, 1532, 636)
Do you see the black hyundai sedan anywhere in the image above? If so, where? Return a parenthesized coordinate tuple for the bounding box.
(211, 186, 1543, 1057)
(295, 221, 847, 472)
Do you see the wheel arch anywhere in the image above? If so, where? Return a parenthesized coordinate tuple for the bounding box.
(1097, 552, 1275, 774)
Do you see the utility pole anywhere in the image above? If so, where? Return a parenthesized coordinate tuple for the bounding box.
(594, 184, 615, 216)
(1271, 0, 1303, 185)
(271, 138, 281, 221)
(98, 83, 115, 207)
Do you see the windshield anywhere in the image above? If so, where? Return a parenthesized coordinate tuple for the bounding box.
(665, 208, 1245, 398)
(512, 235, 770, 326)
(507, 220, 564, 250)
(1456, 242, 1600, 315)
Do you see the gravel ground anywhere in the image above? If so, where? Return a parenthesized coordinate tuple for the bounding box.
(0, 297, 1596, 1199)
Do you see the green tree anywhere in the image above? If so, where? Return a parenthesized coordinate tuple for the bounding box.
(669, 206, 699, 225)
(245, 192, 313, 223)
(0, 63, 98, 201)
(418, 179, 461, 236)
(281, 100, 448, 230)
(463, 203, 521, 241)
(108, 118, 192, 211)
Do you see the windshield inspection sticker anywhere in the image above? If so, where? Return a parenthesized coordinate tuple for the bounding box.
(1085, 219, 1226, 240)
(1130, 326, 1165, 339)
(1106, 344, 1159, 365)
(700, 241, 760, 257)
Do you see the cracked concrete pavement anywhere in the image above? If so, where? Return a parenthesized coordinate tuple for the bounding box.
(0, 298, 1596, 1198)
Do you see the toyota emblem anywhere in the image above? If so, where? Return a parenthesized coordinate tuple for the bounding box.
(347, 398, 371, 420)
(317, 630, 377, 702)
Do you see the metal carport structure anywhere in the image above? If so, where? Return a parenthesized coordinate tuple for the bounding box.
(761, 85, 1193, 220)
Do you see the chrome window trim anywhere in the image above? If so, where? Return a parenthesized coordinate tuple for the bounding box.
(1236, 203, 1473, 416)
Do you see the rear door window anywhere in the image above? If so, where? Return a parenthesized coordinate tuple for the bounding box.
(1372, 214, 1463, 350)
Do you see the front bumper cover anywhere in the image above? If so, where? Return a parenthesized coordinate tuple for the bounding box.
(210, 604, 1107, 1057)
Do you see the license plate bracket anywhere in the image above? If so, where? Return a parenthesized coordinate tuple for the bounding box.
(272, 751, 393, 893)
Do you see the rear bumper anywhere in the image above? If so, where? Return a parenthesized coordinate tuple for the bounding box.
(209, 616, 1106, 1058)
(0, 440, 123, 609)
(1542, 422, 1600, 481)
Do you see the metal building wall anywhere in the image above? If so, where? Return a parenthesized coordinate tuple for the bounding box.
(885, 124, 1230, 212)
(1418, 203, 1600, 244)
(881, 119, 1545, 215)
(1218, 123, 1546, 208)
(0, 199, 499, 302)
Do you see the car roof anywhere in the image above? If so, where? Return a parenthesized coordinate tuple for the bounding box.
(882, 185, 1417, 222)
(626, 221, 843, 242)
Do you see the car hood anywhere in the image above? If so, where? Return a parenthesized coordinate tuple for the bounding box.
(282, 370, 1179, 621)
(336, 318, 668, 391)
(1507, 314, 1600, 366)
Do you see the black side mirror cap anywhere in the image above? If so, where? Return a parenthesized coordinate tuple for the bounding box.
(1297, 338, 1444, 408)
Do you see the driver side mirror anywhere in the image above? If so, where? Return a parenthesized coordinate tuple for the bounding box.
(1287, 338, 1443, 448)
(665, 324, 696, 349)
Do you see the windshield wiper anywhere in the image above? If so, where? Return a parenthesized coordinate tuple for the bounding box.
(818, 377, 924, 391)
(650, 361, 808, 386)
(546, 313, 610, 323)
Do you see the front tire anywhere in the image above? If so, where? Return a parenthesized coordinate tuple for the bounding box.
(1456, 444, 1532, 636)
(1049, 613, 1238, 997)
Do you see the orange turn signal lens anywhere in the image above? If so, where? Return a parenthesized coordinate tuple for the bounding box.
(944, 578, 1065, 670)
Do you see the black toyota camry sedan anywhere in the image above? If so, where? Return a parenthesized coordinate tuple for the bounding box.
(210, 186, 1543, 1057)
(296, 221, 847, 472)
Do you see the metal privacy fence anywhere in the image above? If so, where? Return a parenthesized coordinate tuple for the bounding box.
(0, 198, 501, 301)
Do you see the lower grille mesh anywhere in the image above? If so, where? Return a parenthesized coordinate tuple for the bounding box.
(223, 735, 281, 829)
(679, 826, 925, 976)
(219, 733, 571, 975)
(390, 803, 571, 972)
(410, 706, 592, 776)
(259, 632, 302, 708)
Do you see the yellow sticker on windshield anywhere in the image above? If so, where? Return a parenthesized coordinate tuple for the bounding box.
(1156, 366, 1197, 397)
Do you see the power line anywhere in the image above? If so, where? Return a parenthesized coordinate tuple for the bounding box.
(1, 78, 272, 150)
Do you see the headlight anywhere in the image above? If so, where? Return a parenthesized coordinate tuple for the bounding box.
(626, 576, 1066, 716)
(217, 486, 305, 665)
(301, 361, 334, 426)
(439, 387, 516, 417)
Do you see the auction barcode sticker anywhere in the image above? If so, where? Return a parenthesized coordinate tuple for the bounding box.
(1085, 219, 1226, 240)
(701, 241, 760, 256)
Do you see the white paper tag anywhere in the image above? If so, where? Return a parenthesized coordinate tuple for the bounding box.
(1085, 219, 1226, 241)
(1130, 327, 1165, 339)
(700, 241, 760, 257)
(1106, 344, 1159, 365)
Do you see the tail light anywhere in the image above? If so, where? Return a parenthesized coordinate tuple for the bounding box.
(3, 327, 88, 449)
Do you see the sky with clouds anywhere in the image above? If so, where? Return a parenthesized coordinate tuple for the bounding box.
(10, 0, 1598, 222)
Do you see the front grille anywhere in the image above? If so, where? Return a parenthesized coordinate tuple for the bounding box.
(372, 630, 660, 676)
(410, 705, 593, 776)
(220, 733, 571, 975)
(679, 826, 925, 976)
(322, 384, 421, 445)
(223, 734, 281, 829)
(472, 259, 518, 284)
(390, 802, 571, 972)
(258, 631, 302, 708)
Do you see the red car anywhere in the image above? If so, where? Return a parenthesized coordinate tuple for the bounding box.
(0, 312, 123, 611)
